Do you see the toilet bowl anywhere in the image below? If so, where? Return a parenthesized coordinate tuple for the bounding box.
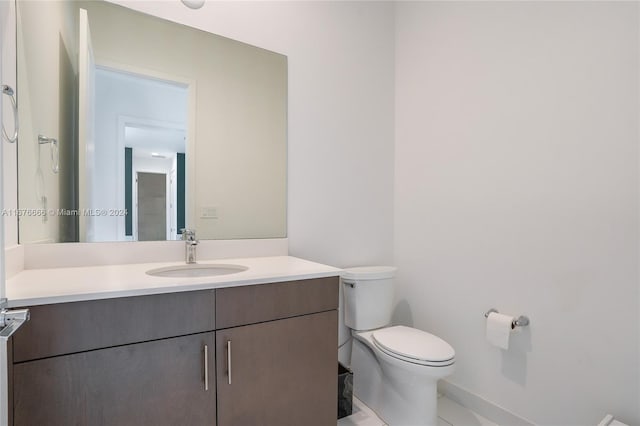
(342, 266, 455, 426)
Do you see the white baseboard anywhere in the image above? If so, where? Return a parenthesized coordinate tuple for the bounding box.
(438, 380, 536, 426)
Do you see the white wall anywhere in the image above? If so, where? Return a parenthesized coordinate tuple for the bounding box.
(394, 2, 639, 425)
(108, 0, 396, 267)
(2, 0, 17, 247)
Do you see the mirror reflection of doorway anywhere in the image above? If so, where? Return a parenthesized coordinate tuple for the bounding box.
(126, 148, 185, 242)
(137, 172, 167, 241)
(86, 63, 188, 242)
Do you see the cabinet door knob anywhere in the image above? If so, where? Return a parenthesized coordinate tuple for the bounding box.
(227, 340, 232, 385)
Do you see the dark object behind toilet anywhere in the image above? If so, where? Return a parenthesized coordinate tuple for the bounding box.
(338, 363, 353, 419)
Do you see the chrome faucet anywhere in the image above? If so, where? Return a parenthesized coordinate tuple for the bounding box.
(181, 229, 198, 264)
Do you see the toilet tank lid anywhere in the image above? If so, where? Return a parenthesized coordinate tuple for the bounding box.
(342, 266, 397, 280)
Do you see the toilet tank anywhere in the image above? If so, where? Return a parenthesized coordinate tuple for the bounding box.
(342, 266, 397, 331)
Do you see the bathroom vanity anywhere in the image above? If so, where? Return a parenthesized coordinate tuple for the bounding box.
(5, 256, 340, 426)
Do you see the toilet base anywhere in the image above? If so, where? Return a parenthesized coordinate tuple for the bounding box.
(351, 331, 453, 426)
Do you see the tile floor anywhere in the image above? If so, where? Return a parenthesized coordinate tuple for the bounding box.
(338, 394, 497, 426)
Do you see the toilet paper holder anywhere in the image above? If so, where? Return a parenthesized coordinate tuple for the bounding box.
(484, 308, 530, 329)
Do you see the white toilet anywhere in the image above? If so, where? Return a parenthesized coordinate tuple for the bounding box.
(342, 266, 455, 426)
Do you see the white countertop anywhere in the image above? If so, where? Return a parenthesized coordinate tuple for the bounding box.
(6, 256, 342, 307)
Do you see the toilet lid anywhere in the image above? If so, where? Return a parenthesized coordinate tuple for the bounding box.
(372, 326, 455, 365)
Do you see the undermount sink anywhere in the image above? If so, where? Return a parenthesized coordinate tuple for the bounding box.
(146, 264, 248, 278)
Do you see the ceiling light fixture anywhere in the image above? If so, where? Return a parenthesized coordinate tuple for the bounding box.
(181, 0, 205, 9)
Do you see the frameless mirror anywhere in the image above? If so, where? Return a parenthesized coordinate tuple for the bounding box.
(15, 0, 287, 243)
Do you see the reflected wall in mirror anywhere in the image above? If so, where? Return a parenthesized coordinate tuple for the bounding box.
(16, 0, 287, 244)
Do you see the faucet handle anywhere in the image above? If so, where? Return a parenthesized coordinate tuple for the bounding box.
(181, 228, 196, 241)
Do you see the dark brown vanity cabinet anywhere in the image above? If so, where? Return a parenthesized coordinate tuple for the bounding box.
(215, 278, 338, 426)
(14, 332, 216, 426)
(10, 276, 339, 426)
(216, 312, 337, 426)
(11, 290, 217, 426)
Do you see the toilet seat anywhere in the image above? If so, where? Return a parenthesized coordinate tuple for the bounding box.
(372, 326, 455, 367)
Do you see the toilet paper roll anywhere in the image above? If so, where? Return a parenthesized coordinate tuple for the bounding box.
(486, 312, 514, 350)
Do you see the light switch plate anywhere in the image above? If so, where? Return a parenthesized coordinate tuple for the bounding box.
(200, 206, 218, 219)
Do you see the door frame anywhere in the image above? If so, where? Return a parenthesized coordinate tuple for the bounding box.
(95, 59, 196, 241)
(119, 116, 184, 241)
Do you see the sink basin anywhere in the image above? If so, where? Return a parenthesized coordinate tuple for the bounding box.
(146, 264, 248, 278)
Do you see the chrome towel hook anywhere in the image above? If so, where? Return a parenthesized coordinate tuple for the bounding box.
(38, 134, 59, 174)
(2, 84, 18, 143)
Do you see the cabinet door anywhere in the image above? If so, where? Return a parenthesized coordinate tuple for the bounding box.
(13, 332, 215, 426)
(216, 310, 337, 426)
